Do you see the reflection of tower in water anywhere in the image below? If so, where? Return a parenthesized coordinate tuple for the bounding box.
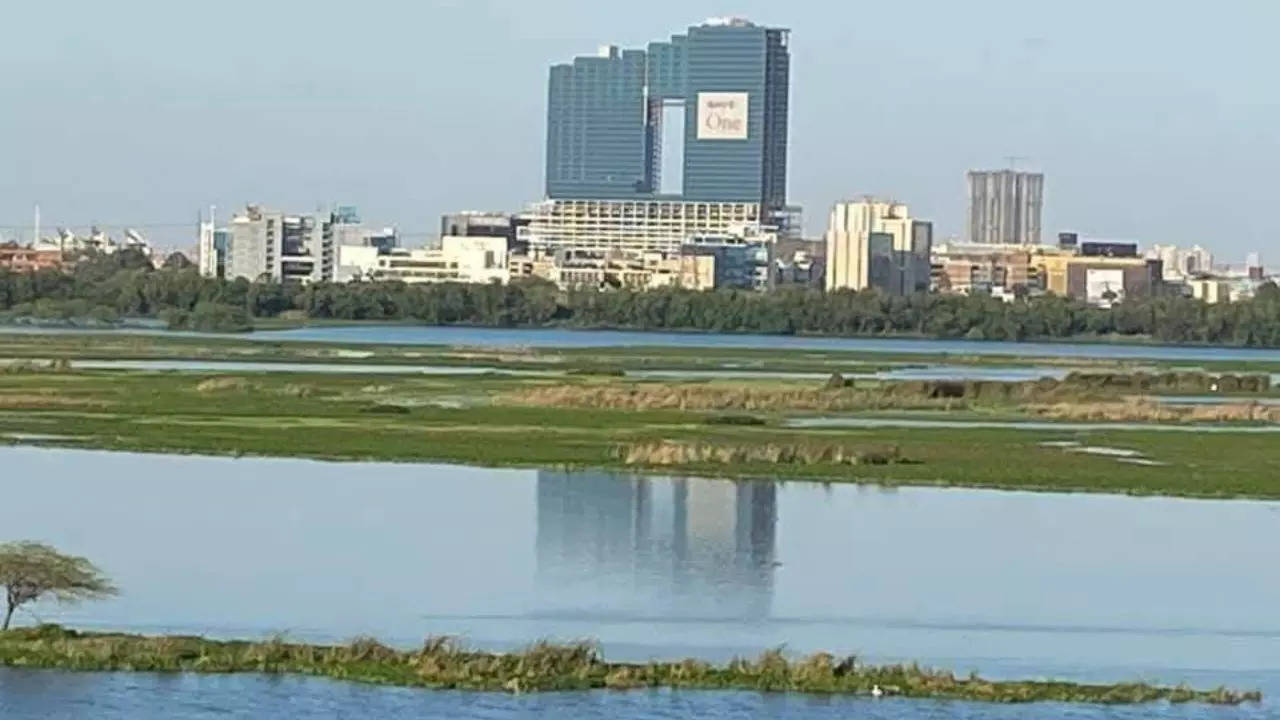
(536, 472, 776, 620)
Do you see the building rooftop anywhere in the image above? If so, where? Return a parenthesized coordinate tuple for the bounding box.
(702, 16, 755, 27)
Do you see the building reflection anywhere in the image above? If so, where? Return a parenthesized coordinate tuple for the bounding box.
(536, 472, 776, 620)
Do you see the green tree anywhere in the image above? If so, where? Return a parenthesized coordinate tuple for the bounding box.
(0, 542, 117, 631)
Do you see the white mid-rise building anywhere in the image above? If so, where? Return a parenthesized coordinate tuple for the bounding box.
(336, 236, 510, 285)
(520, 198, 768, 256)
(226, 206, 334, 283)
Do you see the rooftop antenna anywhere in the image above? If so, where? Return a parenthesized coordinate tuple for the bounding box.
(33, 204, 40, 247)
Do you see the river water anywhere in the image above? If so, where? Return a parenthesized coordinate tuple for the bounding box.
(27, 358, 1076, 383)
(0, 446, 1276, 718)
(6, 324, 1280, 363)
(255, 326, 1280, 363)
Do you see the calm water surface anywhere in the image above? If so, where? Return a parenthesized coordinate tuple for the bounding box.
(7, 324, 1280, 363)
(1, 446, 1276, 717)
(254, 326, 1280, 363)
(1, 671, 1273, 720)
(787, 417, 1280, 433)
(49, 358, 1074, 382)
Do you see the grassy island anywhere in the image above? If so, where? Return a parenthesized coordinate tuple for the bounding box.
(0, 626, 1261, 705)
(1, 332, 1279, 500)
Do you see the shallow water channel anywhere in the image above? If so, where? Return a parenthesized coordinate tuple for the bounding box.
(0, 446, 1277, 718)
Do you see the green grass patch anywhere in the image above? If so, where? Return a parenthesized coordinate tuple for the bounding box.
(0, 626, 1260, 705)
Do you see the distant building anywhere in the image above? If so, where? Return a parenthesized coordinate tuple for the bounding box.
(440, 212, 527, 245)
(336, 236, 509, 285)
(931, 242, 1163, 306)
(1146, 244, 1213, 281)
(681, 236, 773, 291)
(1036, 252, 1162, 308)
(227, 206, 333, 283)
(198, 220, 231, 280)
(198, 218, 217, 278)
(0, 243, 62, 272)
(520, 198, 770, 256)
(508, 238, 770, 292)
(224, 205, 395, 283)
(772, 238, 824, 287)
(825, 199, 932, 295)
(1189, 278, 1233, 304)
(48, 227, 153, 259)
(1247, 252, 1265, 281)
(931, 243, 1037, 296)
(545, 17, 791, 213)
(1078, 240, 1138, 258)
(212, 229, 230, 278)
(328, 206, 396, 253)
(966, 169, 1044, 245)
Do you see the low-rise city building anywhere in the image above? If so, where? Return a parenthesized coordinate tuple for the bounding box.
(441, 212, 528, 246)
(1189, 277, 1233, 304)
(929, 237, 1163, 307)
(930, 243, 1036, 295)
(507, 239, 771, 292)
(772, 238, 824, 287)
(223, 205, 392, 283)
(0, 243, 63, 272)
(1146, 244, 1213, 282)
(1035, 241, 1162, 308)
(336, 236, 509, 285)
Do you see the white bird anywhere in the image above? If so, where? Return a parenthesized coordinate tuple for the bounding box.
(871, 684, 884, 698)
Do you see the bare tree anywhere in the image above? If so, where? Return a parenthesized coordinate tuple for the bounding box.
(0, 542, 117, 631)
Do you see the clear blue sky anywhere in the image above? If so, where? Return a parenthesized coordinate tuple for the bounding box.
(1, 0, 1276, 259)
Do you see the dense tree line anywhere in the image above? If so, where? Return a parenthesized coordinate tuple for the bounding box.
(2, 249, 1280, 345)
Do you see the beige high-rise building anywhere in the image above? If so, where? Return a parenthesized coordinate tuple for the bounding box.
(825, 199, 932, 294)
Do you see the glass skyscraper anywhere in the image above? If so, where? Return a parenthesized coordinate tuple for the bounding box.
(544, 18, 790, 212)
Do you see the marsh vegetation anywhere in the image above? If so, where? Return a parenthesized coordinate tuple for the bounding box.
(0, 626, 1260, 705)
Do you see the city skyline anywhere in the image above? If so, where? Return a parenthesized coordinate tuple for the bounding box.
(1, 1, 1277, 258)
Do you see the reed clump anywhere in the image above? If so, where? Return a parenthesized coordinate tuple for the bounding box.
(500, 370, 1275, 415)
(1061, 371, 1272, 394)
(617, 441, 907, 467)
(1030, 399, 1280, 423)
(0, 393, 102, 409)
(0, 626, 1260, 705)
(0, 359, 72, 374)
(195, 376, 254, 394)
(501, 384, 957, 412)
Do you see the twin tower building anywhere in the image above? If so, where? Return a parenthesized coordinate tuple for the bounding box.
(545, 17, 790, 211)
(527, 18, 795, 262)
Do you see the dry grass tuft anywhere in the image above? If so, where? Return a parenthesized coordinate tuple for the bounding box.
(1030, 399, 1280, 423)
(501, 384, 951, 413)
(617, 441, 907, 467)
(0, 394, 103, 409)
(195, 377, 254, 394)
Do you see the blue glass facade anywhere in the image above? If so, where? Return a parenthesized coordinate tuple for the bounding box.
(545, 48, 650, 199)
(682, 24, 789, 209)
(544, 20, 790, 211)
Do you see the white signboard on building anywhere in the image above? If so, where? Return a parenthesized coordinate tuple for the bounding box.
(696, 92, 749, 140)
(1086, 268, 1125, 308)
